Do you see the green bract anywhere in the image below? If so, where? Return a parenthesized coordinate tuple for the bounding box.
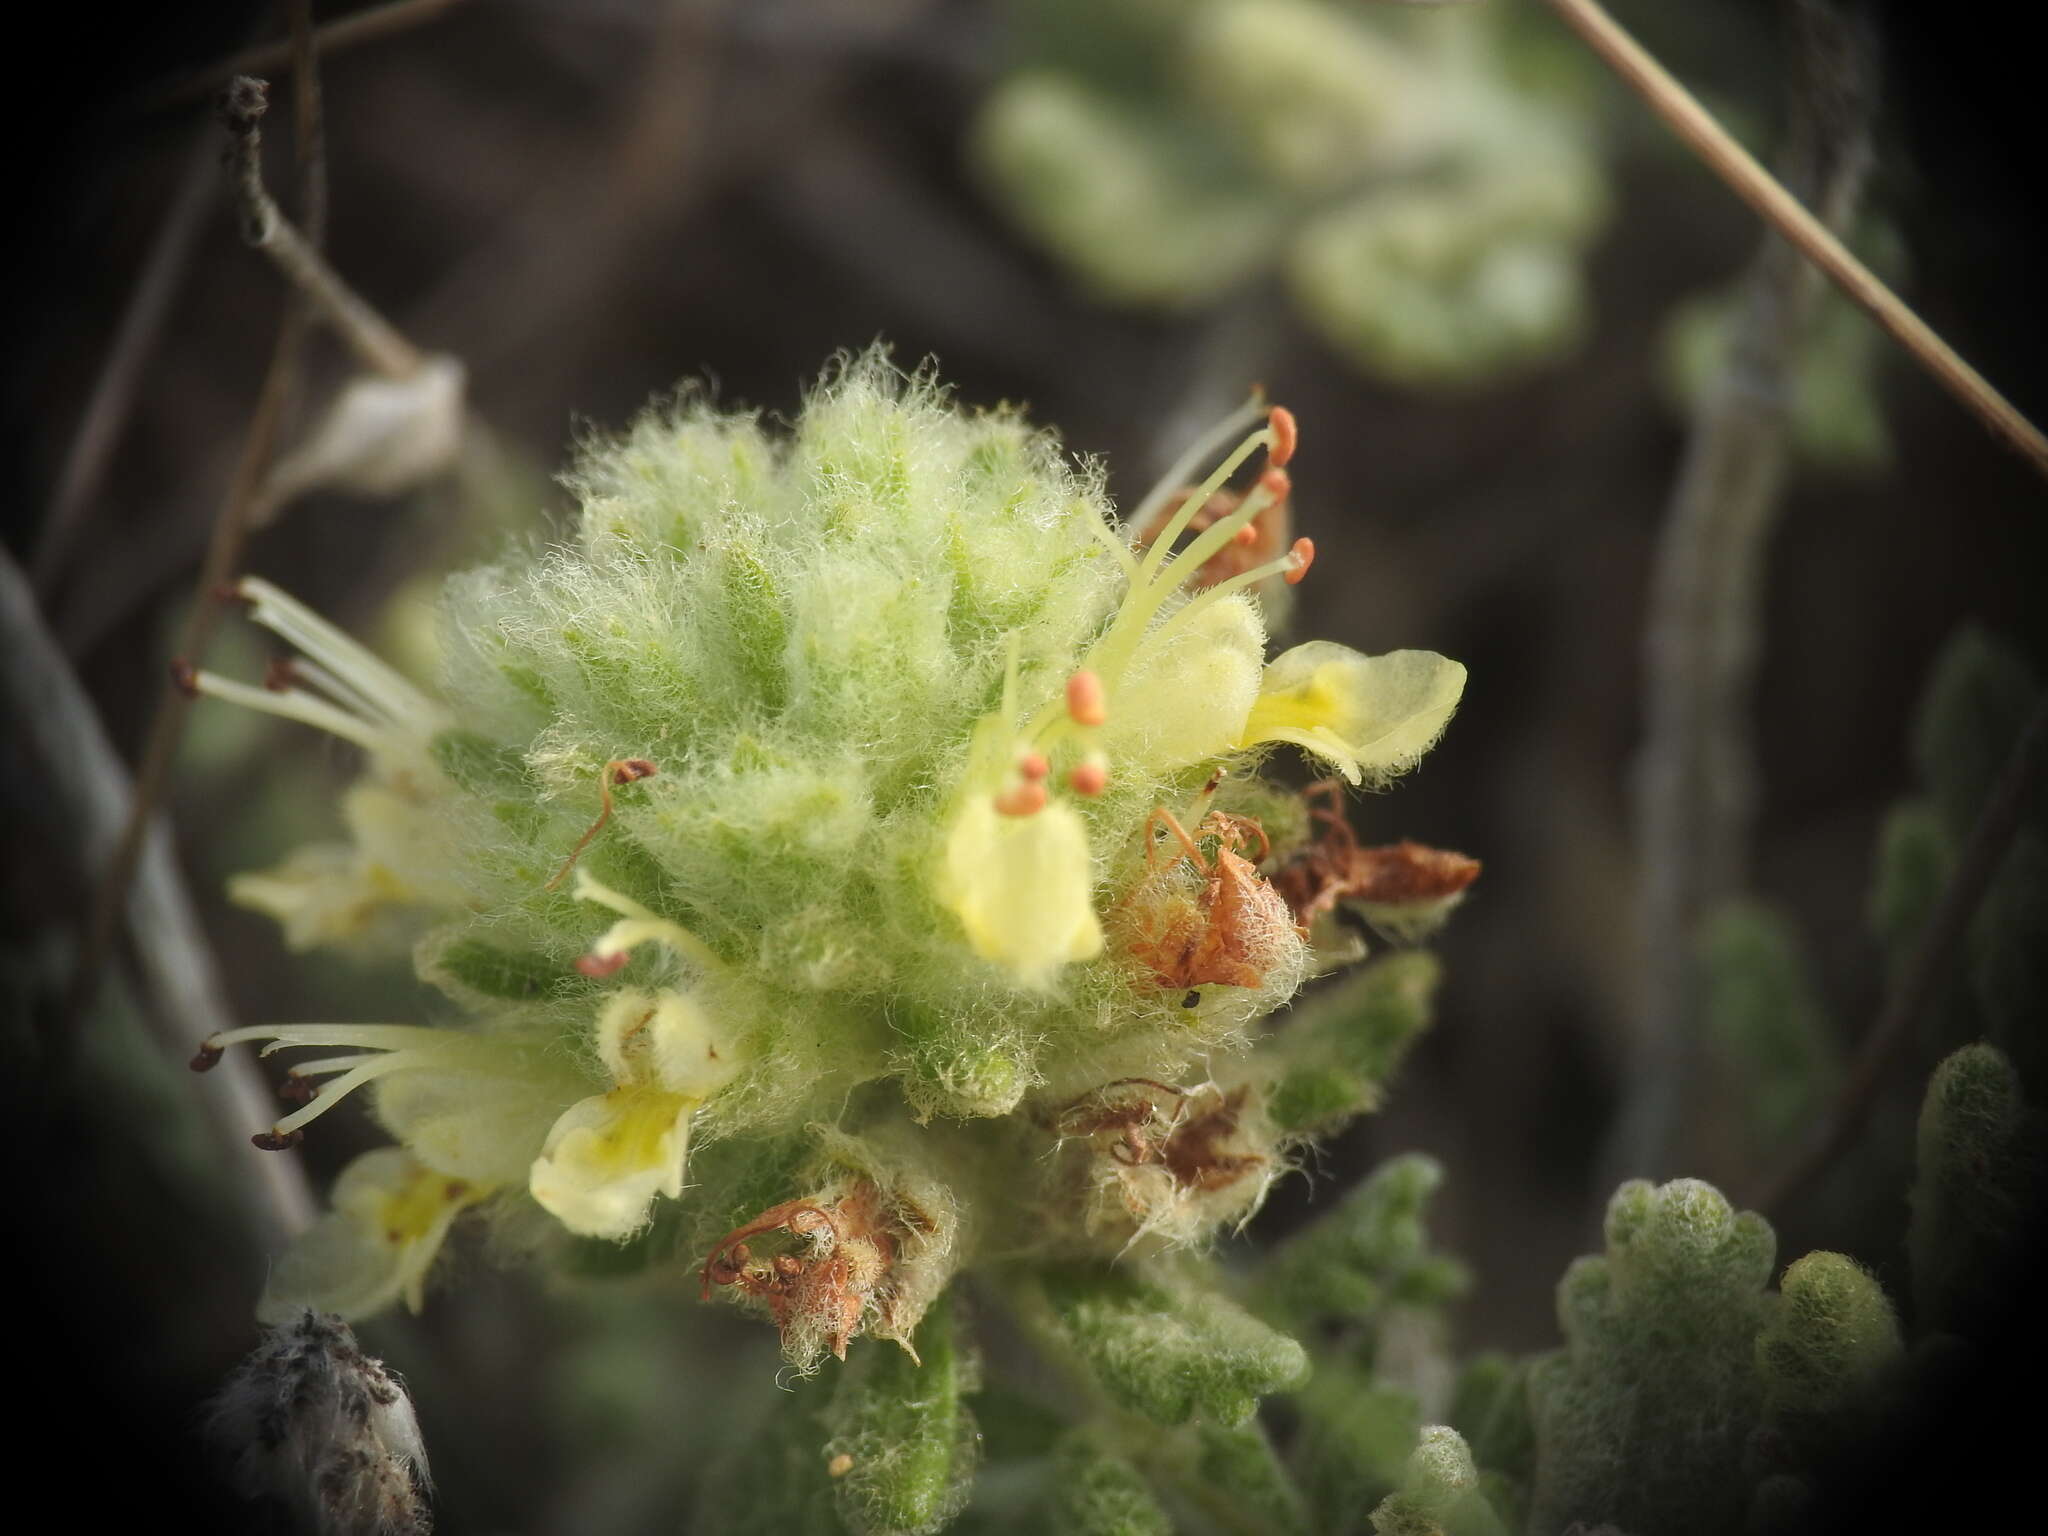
(194, 350, 1465, 1375)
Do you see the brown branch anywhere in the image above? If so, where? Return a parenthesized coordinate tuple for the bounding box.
(223, 76, 421, 380)
(1539, 0, 2048, 482)
(1605, 0, 1874, 1188)
(1759, 699, 2048, 1217)
(132, 0, 470, 115)
(30, 127, 219, 594)
(63, 49, 332, 1042)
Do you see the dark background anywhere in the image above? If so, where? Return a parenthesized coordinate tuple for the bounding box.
(5, 1, 2042, 1529)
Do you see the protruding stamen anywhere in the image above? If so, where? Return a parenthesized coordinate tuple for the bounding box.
(994, 782, 1049, 817)
(572, 869, 725, 974)
(1066, 671, 1107, 728)
(280, 1072, 317, 1104)
(1284, 537, 1316, 586)
(190, 1041, 224, 1072)
(1018, 752, 1050, 782)
(252, 1129, 304, 1151)
(190, 669, 393, 754)
(170, 658, 199, 698)
(1125, 396, 1266, 537)
(234, 577, 443, 737)
(263, 656, 299, 692)
(1266, 406, 1298, 468)
(1069, 756, 1109, 797)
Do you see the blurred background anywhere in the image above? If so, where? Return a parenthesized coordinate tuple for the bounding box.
(4, 0, 2043, 1529)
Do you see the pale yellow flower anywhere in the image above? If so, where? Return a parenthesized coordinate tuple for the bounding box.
(259, 1148, 491, 1322)
(528, 988, 737, 1239)
(938, 792, 1104, 991)
(1239, 642, 1466, 785)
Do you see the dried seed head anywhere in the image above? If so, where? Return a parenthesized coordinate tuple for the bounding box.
(208, 1309, 431, 1536)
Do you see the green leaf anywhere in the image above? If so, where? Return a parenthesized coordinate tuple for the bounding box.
(825, 1292, 980, 1536)
(1047, 1431, 1172, 1536)
(1038, 1266, 1307, 1427)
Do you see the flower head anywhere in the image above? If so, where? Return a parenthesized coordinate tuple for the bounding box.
(195, 351, 1468, 1352)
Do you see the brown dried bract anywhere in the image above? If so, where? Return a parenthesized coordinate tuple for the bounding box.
(1122, 809, 1297, 991)
(1061, 1079, 1266, 1197)
(1131, 479, 1293, 592)
(698, 1185, 903, 1362)
(1271, 780, 1481, 928)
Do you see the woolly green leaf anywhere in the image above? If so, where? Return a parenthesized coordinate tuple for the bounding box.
(825, 1293, 979, 1536)
(1261, 1153, 1468, 1329)
(424, 934, 583, 1003)
(428, 727, 530, 794)
(1971, 829, 2048, 1093)
(1265, 953, 1441, 1133)
(1449, 1352, 1534, 1489)
(1700, 903, 1839, 1143)
(1755, 1251, 1902, 1462)
(1908, 1043, 2045, 1335)
(1911, 625, 2039, 839)
(1866, 799, 1955, 952)
(1186, 1419, 1311, 1536)
(1369, 1425, 1510, 1536)
(1038, 1266, 1307, 1427)
(690, 1381, 844, 1536)
(1047, 1431, 1172, 1536)
(1294, 1366, 1421, 1534)
(1526, 1180, 1777, 1536)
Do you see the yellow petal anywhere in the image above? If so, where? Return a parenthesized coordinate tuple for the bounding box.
(939, 796, 1104, 989)
(1239, 643, 1465, 785)
(1103, 594, 1266, 774)
(528, 1084, 696, 1239)
(594, 987, 736, 1097)
(258, 1148, 484, 1322)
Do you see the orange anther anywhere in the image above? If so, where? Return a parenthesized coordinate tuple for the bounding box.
(994, 781, 1049, 817)
(1066, 670, 1107, 727)
(576, 951, 631, 979)
(1232, 522, 1259, 546)
(1068, 760, 1110, 797)
(1266, 406, 1298, 468)
(1258, 466, 1291, 503)
(1284, 536, 1316, 586)
(1018, 752, 1050, 782)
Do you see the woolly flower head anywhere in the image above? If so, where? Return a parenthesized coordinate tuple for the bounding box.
(195, 350, 1466, 1355)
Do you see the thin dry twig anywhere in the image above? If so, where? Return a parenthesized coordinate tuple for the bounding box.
(1605, 0, 1874, 1188)
(1540, 0, 2048, 481)
(30, 127, 220, 595)
(2, 546, 315, 1249)
(223, 76, 421, 381)
(1758, 699, 2048, 1216)
(132, 0, 471, 115)
(66, 39, 332, 1041)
